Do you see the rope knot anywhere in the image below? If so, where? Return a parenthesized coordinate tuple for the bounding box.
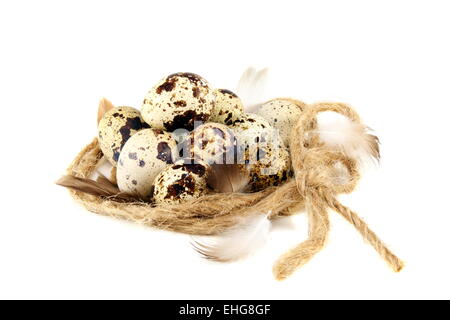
(289, 103, 363, 197)
(295, 148, 360, 197)
(274, 102, 403, 280)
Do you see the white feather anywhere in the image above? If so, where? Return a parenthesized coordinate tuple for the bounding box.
(192, 212, 271, 262)
(316, 111, 380, 165)
(236, 67, 269, 113)
(90, 156, 114, 181)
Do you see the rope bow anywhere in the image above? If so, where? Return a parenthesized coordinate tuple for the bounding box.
(272, 102, 403, 280)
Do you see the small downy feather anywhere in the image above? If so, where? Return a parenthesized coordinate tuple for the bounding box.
(91, 156, 115, 182)
(315, 111, 380, 165)
(192, 212, 271, 262)
(236, 67, 269, 113)
(55, 174, 136, 201)
(206, 164, 250, 193)
(97, 97, 114, 124)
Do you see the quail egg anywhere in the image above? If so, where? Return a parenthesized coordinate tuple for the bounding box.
(116, 128, 178, 199)
(232, 113, 291, 191)
(246, 142, 291, 191)
(153, 159, 209, 205)
(187, 123, 235, 164)
(141, 72, 215, 131)
(210, 89, 245, 125)
(231, 113, 274, 162)
(98, 106, 149, 165)
(255, 99, 305, 147)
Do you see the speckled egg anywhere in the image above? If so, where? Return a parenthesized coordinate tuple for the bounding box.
(255, 99, 305, 147)
(141, 73, 215, 131)
(187, 123, 235, 164)
(116, 129, 178, 199)
(232, 113, 291, 191)
(98, 106, 149, 165)
(210, 89, 245, 125)
(153, 159, 209, 205)
(231, 113, 274, 161)
(246, 142, 291, 191)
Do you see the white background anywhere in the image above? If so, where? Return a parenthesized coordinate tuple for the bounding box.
(1, 0, 449, 299)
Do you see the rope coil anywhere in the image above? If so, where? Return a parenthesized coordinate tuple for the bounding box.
(66, 102, 403, 279)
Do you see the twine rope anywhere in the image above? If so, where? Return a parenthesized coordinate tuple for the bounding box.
(272, 102, 403, 279)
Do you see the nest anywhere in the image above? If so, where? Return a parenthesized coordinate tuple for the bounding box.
(65, 101, 403, 280)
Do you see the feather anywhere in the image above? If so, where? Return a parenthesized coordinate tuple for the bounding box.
(95, 172, 117, 190)
(110, 166, 117, 185)
(97, 97, 114, 124)
(315, 111, 380, 164)
(91, 156, 116, 183)
(206, 164, 250, 193)
(192, 212, 271, 262)
(55, 175, 137, 201)
(236, 67, 269, 113)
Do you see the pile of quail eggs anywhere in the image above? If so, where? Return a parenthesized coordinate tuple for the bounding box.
(97, 72, 303, 205)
